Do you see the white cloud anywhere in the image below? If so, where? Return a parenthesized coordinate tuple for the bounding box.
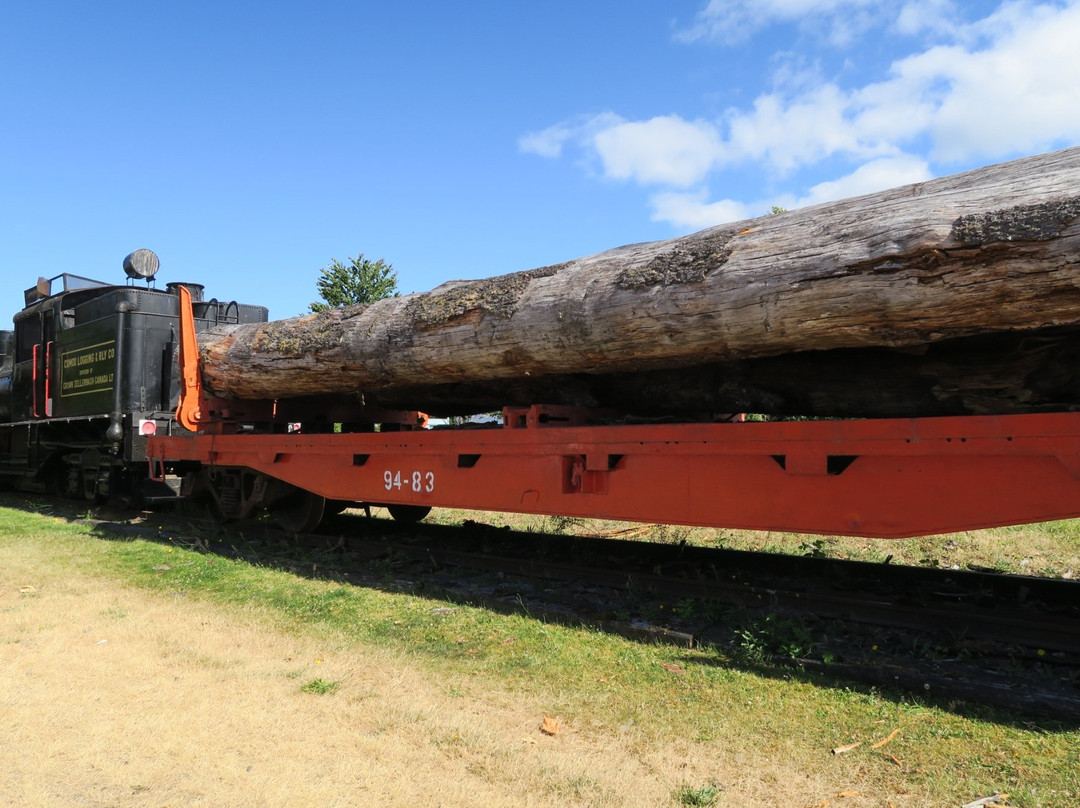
(718, 2, 1080, 169)
(522, 1, 1080, 231)
(518, 124, 574, 159)
(895, 0, 964, 37)
(677, 0, 899, 46)
(921, 2, 1080, 160)
(592, 116, 725, 187)
(518, 112, 624, 160)
(796, 154, 934, 206)
(649, 189, 750, 229)
(725, 84, 877, 173)
(645, 155, 931, 229)
(677, 0, 970, 44)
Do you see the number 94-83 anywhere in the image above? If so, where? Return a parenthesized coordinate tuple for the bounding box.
(383, 470, 435, 493)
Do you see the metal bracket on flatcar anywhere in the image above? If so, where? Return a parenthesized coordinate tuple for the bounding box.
(175, 284, 206, 432)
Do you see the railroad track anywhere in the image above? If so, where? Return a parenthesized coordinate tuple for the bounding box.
(307, 513, 1080, 721)
(314, 514, 1080, 656)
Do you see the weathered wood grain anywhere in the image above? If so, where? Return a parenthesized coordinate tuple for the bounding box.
(198, 147, 1080, 417)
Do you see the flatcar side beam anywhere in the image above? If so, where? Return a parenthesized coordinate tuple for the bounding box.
(149, 411, 1080, 539)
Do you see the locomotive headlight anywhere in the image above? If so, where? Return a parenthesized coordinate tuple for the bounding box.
(123, 249, 160, 280)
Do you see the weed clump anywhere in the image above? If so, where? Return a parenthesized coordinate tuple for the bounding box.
(300, 678, 340, 695)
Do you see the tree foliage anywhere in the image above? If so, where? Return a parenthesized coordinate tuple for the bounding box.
(310, 254, 399, 312)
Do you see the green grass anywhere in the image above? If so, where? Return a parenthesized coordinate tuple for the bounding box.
(673, 783, 722, 807)
(4, 501, 1080, 806)
(300, 677, 341, 695)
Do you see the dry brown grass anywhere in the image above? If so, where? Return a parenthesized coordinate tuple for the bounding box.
(5, 505, 1079, 807)
(3, 539, 902, 808)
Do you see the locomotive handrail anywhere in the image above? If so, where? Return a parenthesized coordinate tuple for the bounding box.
(31, 343, 40, 418)
(44, 341, 53, 417)
(29, 340, 55, 418)
(147, 455, 167, 483)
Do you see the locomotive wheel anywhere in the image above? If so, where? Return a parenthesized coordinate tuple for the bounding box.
(386, 504, 432, 523)
(271, 489, 326, 534)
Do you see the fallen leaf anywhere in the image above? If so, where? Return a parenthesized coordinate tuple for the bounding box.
(540, 715, 560, 736)
(659, 662, 685, 675)
(882, 753, 903, 767)
(871, 728, 900, 749)
(836, 790, 862, 798)
(19, 585, 36, 594)
(831, 742, 862, 755)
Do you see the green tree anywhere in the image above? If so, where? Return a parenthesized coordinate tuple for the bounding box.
(310, 254, 399, 312)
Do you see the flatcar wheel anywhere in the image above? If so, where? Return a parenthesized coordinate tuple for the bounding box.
(272, 489, 326, 534)
(386, 504, 432, 524)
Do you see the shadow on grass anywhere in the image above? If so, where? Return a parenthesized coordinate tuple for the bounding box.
(5, 490, 1078, 732)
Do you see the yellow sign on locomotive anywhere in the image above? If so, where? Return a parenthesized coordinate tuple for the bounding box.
(60, 339, 116, 397)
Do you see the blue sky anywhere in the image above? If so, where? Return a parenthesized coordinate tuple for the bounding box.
(2, 1, 1079, 320)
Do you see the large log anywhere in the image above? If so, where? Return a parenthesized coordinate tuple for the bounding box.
(199, 147, 1080, 418)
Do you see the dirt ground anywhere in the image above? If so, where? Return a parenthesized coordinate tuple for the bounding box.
(2, 550, 877, 808)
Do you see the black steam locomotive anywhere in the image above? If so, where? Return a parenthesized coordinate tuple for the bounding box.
(0, 250, 267, 502)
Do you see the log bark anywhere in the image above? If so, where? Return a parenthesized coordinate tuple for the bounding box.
(198, 147, 1080, 418)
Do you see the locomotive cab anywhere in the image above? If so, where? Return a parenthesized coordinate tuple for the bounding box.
(12, 272, 136, 423)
